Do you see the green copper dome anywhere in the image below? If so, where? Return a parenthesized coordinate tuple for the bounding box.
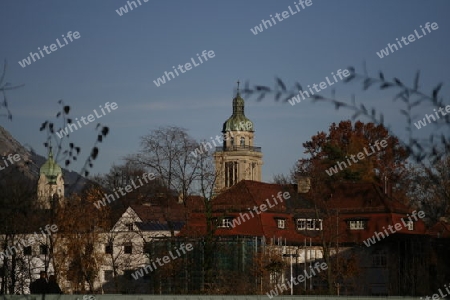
(222, 91, 254, 132)
(40, 148, 62, 184)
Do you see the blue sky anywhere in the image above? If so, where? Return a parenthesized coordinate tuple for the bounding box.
(0, 0, 449, 181)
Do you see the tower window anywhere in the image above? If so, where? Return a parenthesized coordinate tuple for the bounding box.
(225, 161, 238, 187)
(230, 137, 234, 146)
(240, 137, 245, 147)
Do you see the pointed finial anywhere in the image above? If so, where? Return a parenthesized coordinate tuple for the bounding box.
(237, 80, 240, 95)
(48, 140, 54, 160)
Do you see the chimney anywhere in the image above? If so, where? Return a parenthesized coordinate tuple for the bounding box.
(297, 176, 311, 193)
(178, 193, 184, 204)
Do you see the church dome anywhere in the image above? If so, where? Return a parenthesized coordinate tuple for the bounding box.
(222, 92, 254, 132)
(40, 148, 62, 184)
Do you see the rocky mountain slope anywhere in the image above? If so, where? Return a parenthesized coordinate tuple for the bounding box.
(0, 126, 88, 194)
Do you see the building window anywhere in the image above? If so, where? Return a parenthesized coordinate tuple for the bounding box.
(24, 246, 32, 256)
(276, 219, 286, 229)
(296, 218, 322, 230)
(104, 270, 114, 281)
(105, 243, 113, 254)
(372, 250, 387, 267)
(39, 245, 48, 255)
(218, 218, 233, 228)
(405, 220, 414, 230)
(124, 243, 132, 254)
(126, 223, 134, 231)
(230, 137, 234, 146)
(349, 220, 366, 230)
(240, 137, 245, 147)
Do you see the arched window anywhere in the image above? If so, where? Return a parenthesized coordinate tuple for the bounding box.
(240, 137, 245, 147)
(230, 137, 234, 146)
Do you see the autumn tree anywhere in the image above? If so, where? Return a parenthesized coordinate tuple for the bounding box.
(245, 67, 449, 218)
(288, 121, 408, 294)
(405, 154, 450, 223)
(53, 184, 111, 293)
(296, 120, 408, 183)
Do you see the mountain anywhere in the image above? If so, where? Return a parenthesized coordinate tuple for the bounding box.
(0, 126, 89, 194)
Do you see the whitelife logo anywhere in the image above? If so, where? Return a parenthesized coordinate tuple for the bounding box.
(18, 31, 81, 68)
(56, 102, 118, 139)
(115, 0, 149, 16)
(288, 68, 350, 106)
(250, 0, 313, 35)
(190, 120, 253, 158)
(421, 283, 450, 300)
(325, 139, 388, 176)
(413, 105, 450, 129)
(131, 243, 193, 280)
(229, 191, 291, 228)
(0, 224, 58, 260)
(363, 210, 425, 247)
(376, 22, 438, 59)
(0, 153, 21, 171)
(94, 172, 156, 209)
(153, 50, 215, 87)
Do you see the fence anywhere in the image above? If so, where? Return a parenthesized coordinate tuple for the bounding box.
(0, 296, 421, 300)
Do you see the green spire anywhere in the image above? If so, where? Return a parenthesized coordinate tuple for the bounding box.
(222, 80, 254, 132)
(40, 147, 62, 184)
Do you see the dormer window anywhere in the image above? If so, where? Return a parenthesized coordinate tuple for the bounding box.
(348, 219, 366, 230)
(217, 217, 234, 228)
(276, 218, 286, 229)
(404, 220, 414, 230)
(296, 218, 322, 230)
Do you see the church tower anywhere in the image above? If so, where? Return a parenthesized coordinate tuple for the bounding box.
(37, 148, 64, 209)
(213, 82, 263, 193)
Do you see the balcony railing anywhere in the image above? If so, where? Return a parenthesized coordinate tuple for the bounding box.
(215, 146, 261, 152)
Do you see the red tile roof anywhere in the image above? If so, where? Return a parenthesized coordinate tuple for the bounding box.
(427, 220, 450, 238)
(180, 180, 430, 245)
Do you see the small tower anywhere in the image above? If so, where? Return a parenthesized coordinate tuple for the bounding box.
(213, 82, 263, 193)
(37, 147, 64, 209)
